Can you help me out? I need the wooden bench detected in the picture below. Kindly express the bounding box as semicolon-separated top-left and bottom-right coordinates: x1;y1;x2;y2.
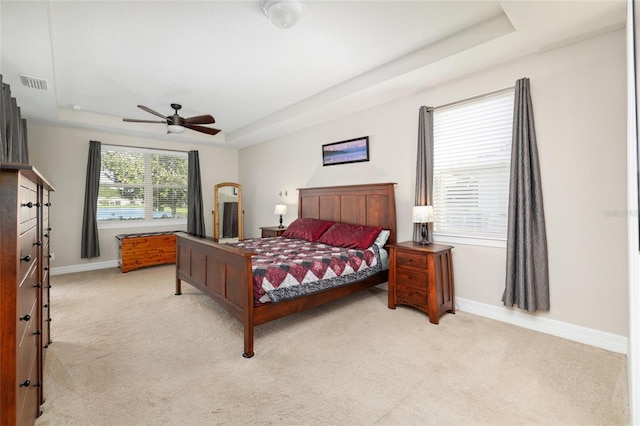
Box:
116;231;179;273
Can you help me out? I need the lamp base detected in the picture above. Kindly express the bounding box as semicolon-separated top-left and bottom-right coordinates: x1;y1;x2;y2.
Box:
417;239;431;246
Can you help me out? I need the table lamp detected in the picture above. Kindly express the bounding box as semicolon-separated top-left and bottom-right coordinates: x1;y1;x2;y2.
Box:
412;205;434;245
274;204;287;228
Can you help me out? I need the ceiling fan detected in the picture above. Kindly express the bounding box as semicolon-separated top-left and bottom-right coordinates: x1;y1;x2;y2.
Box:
123;103;221;135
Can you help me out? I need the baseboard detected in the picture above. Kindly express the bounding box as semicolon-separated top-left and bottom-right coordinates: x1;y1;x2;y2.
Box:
51;260;119;276
456;297;628;354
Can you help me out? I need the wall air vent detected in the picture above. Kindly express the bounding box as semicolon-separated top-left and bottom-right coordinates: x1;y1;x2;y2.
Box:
20;75;48;90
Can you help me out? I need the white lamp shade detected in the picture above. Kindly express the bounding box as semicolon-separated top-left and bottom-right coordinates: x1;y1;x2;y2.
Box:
167;124;185;134
412;205;434;223
262;0;304;28
274;204;287;215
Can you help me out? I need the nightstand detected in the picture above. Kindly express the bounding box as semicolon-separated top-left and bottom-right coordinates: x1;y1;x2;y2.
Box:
260;226;287;238
388;241;455;324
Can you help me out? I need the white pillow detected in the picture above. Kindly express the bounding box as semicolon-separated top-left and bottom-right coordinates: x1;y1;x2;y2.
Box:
374;230;391;248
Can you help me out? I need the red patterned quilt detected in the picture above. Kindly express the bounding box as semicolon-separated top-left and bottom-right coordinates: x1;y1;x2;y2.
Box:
226;237;382;304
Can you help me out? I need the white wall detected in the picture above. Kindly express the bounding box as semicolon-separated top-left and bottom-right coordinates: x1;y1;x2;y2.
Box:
27;124;238;270
239;30;628;338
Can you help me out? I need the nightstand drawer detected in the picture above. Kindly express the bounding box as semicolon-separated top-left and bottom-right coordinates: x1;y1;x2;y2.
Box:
260;226;287;238
396;285;427;306
396;251;427;269
396;267;426;288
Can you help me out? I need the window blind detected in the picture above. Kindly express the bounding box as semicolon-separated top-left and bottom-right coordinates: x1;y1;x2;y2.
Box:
433;89;514;240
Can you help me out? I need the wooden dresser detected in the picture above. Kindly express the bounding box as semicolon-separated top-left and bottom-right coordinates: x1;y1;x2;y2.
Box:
387;241;455;324
0;163;54;425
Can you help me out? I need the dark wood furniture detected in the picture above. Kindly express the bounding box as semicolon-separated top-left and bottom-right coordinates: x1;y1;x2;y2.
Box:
116;231;177;273
260;226;287;238
388;241;455;324
1;163;54;425
176;182;397;358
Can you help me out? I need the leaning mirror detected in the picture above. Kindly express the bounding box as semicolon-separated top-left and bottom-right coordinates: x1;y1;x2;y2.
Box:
213;182;243;242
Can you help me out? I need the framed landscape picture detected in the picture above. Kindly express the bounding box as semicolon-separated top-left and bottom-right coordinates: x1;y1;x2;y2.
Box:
322;136;370;166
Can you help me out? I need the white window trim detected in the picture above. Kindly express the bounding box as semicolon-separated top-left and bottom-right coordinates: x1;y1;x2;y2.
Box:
433;233;506;249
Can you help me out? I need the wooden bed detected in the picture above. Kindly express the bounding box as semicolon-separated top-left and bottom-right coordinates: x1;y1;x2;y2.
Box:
175;182;397;358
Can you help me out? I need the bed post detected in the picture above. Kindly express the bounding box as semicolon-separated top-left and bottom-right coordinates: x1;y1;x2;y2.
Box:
175;239;182;296
242;258;255;358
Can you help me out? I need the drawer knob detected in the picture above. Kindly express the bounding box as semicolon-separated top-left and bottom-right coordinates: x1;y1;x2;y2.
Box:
20;314;31;322
44;233;49;238
34;283;41;288
34;330;41;335
44;266;49;271
34;241;42;246
44;304;49;308
20;255;31;262
22;202;33;208
45;202;51;207
19;379;31;388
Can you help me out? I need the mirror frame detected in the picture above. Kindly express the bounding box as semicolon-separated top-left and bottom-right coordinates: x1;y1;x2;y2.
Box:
213;182;243;242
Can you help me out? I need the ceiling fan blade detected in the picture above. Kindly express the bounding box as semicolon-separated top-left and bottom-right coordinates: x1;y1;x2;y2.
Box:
137;105;169;120
184;124;221;135
184;114;215;125
123;118;167;124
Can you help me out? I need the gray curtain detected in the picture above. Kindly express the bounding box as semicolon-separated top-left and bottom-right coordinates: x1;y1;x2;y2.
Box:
0;76;6;162
0;77;29;164
502;78;549;312
81;140;102;258
187;150;206;238
414;106;434;243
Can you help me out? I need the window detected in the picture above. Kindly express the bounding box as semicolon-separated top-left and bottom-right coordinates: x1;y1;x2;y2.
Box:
432;89;514;244
98;145;188;223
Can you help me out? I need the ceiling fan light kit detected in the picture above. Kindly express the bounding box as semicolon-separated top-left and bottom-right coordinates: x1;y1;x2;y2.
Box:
262;0;303;29
122;103;221;136
167;124;185;134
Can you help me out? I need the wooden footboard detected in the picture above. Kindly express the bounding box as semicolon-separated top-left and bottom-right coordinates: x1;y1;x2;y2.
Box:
175;232;257;357
175;232;388;358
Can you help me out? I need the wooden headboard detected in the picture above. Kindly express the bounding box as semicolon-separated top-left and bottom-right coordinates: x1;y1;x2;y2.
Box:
297;182;397;246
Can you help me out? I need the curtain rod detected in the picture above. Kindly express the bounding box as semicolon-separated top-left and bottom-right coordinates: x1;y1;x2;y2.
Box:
432;85;515;111
101;142;189;154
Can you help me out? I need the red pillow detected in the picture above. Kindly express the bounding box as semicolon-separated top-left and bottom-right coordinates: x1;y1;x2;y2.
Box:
282;218;335;242
317;223;383;250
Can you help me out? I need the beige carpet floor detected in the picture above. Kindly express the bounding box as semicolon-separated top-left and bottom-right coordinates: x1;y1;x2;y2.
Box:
35;265;629;425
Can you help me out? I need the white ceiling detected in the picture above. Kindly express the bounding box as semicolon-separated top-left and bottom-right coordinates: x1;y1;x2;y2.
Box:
0;1;627;149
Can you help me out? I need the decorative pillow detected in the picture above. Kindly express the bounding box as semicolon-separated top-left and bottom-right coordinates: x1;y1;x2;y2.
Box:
282;218;335;242
317;223;383;250
374;230;391;248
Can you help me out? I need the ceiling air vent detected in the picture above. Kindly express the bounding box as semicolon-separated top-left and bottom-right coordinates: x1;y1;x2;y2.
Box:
20;75;48;90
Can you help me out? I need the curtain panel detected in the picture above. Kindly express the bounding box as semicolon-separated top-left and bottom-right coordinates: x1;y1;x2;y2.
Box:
0;76;29;164
0;76;6;162
414;106;434;243
502;78;550;312
81;140;102;258
187;150;206;238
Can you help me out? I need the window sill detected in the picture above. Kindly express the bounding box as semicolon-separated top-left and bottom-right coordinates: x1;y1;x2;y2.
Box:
433;233;506;249
98;219;187;230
